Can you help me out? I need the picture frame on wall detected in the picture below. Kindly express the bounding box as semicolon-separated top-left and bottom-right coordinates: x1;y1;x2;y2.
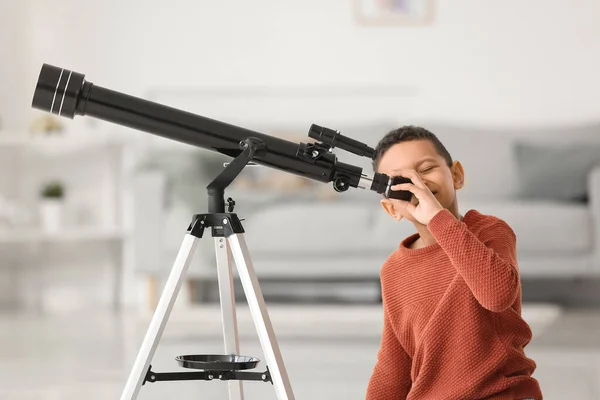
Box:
354;0;436;26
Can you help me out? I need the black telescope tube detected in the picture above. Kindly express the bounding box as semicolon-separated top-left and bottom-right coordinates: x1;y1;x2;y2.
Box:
31;63;362;185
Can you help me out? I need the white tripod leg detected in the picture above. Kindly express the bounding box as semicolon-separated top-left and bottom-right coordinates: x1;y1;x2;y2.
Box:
120;234;199;400
215;237;244;400
228;233;295;400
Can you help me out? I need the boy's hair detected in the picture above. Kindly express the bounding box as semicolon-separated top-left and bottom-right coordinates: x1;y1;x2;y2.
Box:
372;126;453;172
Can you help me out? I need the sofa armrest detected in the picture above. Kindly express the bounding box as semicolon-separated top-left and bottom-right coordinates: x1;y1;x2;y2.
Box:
589;165;600;273
133;171;167;275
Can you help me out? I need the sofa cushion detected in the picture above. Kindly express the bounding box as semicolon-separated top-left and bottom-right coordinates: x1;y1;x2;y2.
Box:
370;200;592;257
413;122;600;203
460;200;592;256
513;141;600;203
243;201;375;257
423;124;518;201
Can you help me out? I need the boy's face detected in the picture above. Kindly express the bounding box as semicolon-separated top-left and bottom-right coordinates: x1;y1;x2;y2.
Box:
377;139;464;223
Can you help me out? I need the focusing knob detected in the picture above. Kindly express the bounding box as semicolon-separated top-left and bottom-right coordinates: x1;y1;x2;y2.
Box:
227;197;236;212
239;137;267;158
333;177;350;192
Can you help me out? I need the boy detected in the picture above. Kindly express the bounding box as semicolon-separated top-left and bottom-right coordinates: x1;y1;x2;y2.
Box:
366;126;542;400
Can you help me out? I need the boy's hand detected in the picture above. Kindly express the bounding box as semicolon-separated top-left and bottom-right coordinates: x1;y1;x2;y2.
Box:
391;169;444;225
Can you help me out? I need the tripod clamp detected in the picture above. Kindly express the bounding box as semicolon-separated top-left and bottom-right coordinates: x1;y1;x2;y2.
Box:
207;137;266;214
190;137;266;238
143;365;273;385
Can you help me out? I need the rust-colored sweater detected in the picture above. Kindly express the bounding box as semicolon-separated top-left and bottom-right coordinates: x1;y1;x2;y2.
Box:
366;209;543;400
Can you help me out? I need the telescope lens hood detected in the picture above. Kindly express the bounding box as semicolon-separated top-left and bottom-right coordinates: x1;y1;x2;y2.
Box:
32;63;85;119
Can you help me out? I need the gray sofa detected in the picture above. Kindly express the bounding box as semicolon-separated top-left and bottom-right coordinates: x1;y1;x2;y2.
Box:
240;123;600;280
131;122;600;303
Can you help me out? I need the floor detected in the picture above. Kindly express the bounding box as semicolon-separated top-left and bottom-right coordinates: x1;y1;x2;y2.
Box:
0;303;599;400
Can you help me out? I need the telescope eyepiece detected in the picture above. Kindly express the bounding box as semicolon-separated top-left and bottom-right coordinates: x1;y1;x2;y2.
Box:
31;64;86;119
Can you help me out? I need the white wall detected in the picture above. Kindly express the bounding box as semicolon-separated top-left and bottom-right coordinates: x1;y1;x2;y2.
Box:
0;2;32;132
2;0;599;133
3;0;600;310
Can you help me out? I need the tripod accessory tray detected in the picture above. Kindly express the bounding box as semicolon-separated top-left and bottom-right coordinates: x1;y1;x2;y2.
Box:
176;354;259;371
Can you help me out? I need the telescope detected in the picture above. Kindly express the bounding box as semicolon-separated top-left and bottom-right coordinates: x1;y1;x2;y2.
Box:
30;63;412;400
31;63;411;202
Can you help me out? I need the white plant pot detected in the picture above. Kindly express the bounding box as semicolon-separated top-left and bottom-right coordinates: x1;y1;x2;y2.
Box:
39;199;64;232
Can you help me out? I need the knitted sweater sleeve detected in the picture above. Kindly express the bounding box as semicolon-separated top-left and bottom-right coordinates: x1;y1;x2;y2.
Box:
427;209;520;312
366;307;412;400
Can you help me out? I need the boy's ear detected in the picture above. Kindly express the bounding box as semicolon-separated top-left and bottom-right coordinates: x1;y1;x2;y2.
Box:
381;198;403;221
451;160;465;190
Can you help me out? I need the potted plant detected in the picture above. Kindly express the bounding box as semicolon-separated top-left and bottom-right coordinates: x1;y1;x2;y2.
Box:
39;180;65;232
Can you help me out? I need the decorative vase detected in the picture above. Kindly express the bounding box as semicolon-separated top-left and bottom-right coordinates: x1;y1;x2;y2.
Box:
39;199;64;232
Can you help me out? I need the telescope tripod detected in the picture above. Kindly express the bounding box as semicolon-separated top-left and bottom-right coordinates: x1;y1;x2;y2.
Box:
120;139;295;400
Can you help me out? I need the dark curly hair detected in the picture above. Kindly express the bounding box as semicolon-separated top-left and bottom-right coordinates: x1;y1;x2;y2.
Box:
372;126;453;172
